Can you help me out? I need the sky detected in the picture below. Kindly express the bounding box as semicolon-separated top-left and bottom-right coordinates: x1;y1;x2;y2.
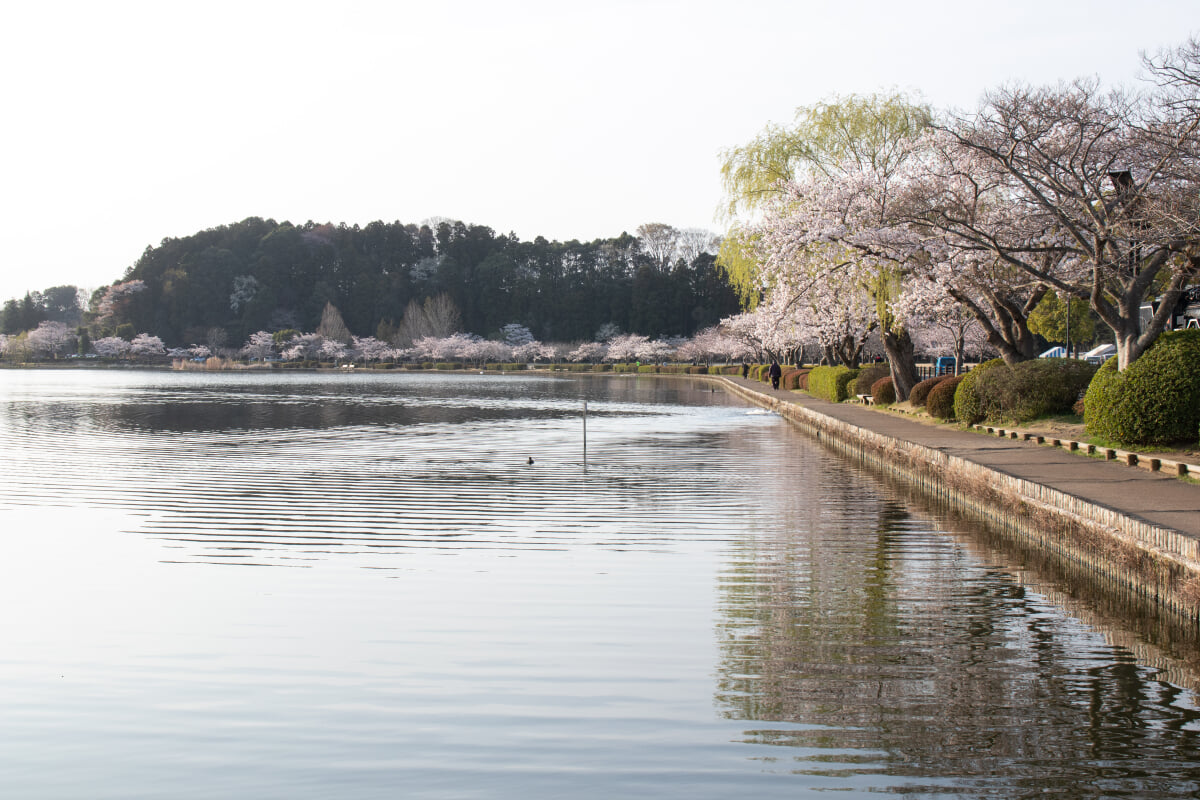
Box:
1;0;1196;303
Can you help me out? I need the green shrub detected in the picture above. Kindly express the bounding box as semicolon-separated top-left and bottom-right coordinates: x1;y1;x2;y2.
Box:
808;365;860;402
434;362;463;370
972;358;1096;423
870;376;896;405
591;363;612;372
928;375;964;420
498;362;524;371
909;375;949;407
637;364;657;373
851;363;890;397
953;358;1007;425
1084;331;1200;446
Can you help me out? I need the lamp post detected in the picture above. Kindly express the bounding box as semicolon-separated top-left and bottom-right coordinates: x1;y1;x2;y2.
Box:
1065;294;1070;359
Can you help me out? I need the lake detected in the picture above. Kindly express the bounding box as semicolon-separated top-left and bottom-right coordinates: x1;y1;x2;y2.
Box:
2;369;1199;798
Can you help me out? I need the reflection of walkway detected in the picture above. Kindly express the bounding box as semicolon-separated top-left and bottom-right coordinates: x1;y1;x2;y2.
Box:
721;377;1200;543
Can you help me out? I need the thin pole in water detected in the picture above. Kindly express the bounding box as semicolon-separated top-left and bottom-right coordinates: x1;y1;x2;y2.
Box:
582;400;588;465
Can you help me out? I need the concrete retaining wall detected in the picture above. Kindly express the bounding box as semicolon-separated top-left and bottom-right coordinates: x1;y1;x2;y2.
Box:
722;379;1200;622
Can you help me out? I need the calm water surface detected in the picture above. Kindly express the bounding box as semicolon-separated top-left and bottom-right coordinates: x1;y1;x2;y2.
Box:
2;369;1200;798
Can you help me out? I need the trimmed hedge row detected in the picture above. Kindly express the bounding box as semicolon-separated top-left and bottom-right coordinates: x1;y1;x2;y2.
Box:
781;368;810;390
808;365;860;403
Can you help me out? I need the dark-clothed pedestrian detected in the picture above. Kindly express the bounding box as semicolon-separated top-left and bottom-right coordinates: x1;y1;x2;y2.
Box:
768;360;782;390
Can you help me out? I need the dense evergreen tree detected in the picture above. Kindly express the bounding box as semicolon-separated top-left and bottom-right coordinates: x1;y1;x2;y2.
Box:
41;217;738;347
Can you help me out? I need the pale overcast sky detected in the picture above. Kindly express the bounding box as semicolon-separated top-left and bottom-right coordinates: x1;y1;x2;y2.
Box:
0;0;1195;302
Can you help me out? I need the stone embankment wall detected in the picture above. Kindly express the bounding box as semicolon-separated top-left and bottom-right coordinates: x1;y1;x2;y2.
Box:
722;380;1200;621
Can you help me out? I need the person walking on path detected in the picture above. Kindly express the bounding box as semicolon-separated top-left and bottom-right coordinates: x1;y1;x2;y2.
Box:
768;361;782;390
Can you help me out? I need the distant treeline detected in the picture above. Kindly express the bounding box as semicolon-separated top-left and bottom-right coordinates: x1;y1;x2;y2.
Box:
15;217;738;348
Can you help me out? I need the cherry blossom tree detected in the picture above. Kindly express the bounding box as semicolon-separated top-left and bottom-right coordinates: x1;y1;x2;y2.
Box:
930;70;1200;369
568;341;607;362
26;321;75;359
905;291;991;374
241;331;276;361
319;338;347;362
719;294;813;364
412;333;488;362
604;334;650;362
675;326;747;365
95;280;146;322
92;336;132;358
744;94;932;397
129;333;165;358
512;341;555;363
351;336;394;362
280;333;325;361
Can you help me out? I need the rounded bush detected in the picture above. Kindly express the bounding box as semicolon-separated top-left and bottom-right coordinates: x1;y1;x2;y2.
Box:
909;375;949;407
1083;331;1200;446
928;375;964;420
870;376;896;405
953;358;1007;425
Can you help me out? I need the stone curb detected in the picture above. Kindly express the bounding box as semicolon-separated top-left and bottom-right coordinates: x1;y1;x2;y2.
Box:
970;423;1200;479
719;377;1200;620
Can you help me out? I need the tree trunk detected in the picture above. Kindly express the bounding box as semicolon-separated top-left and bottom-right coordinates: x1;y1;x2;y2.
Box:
882;328;919;401
948;286;1042;366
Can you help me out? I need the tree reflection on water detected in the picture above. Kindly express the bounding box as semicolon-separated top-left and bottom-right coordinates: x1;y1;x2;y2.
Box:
714;491;1200;794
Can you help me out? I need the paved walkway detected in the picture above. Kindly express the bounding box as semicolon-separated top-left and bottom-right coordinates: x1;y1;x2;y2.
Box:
722;377;1200;540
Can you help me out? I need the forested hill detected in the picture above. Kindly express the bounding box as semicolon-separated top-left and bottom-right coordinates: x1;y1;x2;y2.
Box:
108;217;739;347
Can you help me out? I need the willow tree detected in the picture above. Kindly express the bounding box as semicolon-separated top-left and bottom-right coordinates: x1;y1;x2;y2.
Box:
720;93;931;397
